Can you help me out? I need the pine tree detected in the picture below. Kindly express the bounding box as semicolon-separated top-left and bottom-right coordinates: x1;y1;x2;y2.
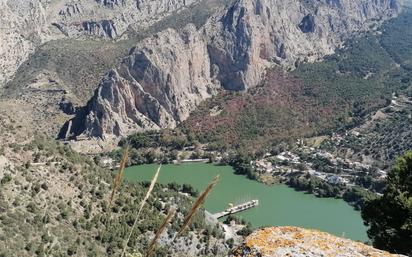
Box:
362;151;412;255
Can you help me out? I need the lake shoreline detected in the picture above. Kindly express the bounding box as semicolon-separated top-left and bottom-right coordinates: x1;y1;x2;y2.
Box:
124;163;369;242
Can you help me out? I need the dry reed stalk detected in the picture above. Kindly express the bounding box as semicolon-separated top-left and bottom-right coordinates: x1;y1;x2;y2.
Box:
145;207;176;257
120;165;162;257
176;175;219;238
109;146;129;207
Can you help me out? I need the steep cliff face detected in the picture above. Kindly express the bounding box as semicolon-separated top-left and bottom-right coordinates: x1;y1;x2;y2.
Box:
205;0;400;90
68;25;219;140
0;0;52;87
0;0;198;86
54;0;198;39
68;0;399;140
232;227;402;257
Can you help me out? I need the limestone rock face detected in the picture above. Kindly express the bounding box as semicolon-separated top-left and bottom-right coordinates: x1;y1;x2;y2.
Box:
1;0;398;140
54;0;198;39
0;0;198;86
69;25;219;140
205;0;400;90
0;0;52;86
232;227;402;257
70;0;399;140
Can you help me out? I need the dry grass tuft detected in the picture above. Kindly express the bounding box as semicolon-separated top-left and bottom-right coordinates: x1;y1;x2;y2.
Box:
120;168;219;256
145;207;176;257
176;175;219;238
121;165;162;257
109;146;129;207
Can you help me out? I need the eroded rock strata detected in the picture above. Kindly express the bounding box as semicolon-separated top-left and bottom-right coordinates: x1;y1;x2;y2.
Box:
0;0;197;86
66;0;399;140
66;25;218;140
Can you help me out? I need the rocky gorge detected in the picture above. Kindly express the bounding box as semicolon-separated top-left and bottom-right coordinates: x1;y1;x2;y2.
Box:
0;0;409;256
60;0;400;142
67;24;220;140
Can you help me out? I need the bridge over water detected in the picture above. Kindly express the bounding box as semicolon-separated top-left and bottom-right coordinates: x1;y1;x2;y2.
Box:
212;200;259;219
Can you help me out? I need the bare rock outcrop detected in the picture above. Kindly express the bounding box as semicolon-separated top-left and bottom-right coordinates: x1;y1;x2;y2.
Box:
66;25;219;140
67;0;400;140
0;0;54;86
205;0;400;90
231;227;402;257
53;0;198;39
0;0;199;86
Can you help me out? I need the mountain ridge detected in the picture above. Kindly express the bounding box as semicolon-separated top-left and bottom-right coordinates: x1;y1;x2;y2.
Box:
61;0;400;144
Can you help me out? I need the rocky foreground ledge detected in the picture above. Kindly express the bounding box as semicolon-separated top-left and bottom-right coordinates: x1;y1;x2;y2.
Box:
231;227;400;257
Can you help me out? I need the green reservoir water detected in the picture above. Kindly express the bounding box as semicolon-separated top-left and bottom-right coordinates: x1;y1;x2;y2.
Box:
124;163;368;242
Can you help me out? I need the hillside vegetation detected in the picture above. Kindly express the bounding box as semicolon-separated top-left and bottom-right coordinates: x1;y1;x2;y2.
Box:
0;113;226;257
180;8;412;154
320;93;412;169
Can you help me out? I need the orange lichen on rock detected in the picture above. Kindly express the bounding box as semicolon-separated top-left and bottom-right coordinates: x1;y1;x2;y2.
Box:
232;226;403;257
244;228;298;256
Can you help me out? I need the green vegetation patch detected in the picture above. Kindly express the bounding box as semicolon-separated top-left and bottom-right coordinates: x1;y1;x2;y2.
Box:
180;9;412;153
362;151;412;255
4;39;133;103
0;136;225;257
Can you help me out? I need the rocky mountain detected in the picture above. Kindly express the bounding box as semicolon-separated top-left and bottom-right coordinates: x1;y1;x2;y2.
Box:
1;1;410;256
63;0;400;142
55;0;198;39
231;227;403;257
71;25;220;141
205;0;399;90
0;0;199;87
0;0;233;143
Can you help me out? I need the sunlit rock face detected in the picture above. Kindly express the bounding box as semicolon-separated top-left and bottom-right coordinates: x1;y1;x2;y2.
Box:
63;0;400;140
205;0;399;91
231;227;402;257
66;25;219;140
0;0;198;86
